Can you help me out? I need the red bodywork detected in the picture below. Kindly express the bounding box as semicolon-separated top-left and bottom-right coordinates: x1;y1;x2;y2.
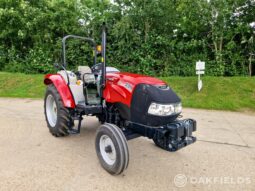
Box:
44;74;75;108
103;72;166;107
44;72;166;108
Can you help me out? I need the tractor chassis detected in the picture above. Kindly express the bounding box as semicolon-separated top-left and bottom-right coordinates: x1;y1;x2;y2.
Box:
68;109;196;152
124;118;196;152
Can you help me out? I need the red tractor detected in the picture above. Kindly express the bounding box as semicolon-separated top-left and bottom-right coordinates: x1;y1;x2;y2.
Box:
44;25;196;175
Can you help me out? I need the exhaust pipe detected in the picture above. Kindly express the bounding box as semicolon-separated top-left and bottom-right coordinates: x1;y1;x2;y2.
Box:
101;22;107;90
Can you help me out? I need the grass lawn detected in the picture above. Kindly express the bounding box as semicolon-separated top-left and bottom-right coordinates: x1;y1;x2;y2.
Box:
0;72;254;111
162;76;255;111
0;72;45;98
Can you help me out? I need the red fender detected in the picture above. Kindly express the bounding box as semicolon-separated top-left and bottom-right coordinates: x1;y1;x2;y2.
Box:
44;74;75;108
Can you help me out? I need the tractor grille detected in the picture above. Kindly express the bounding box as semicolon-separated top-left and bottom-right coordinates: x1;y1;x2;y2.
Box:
130;84;181;126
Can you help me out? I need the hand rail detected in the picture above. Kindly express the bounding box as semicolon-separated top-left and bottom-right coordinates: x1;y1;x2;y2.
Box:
61;35;97;68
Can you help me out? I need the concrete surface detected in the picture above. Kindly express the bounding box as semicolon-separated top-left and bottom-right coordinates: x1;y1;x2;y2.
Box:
0;98;254;191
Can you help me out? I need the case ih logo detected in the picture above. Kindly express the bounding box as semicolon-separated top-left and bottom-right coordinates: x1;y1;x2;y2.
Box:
118;81;133;92
124;82;133;92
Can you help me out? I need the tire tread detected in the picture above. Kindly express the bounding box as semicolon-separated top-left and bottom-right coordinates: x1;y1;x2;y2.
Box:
95;123;129;175
44;84;73;137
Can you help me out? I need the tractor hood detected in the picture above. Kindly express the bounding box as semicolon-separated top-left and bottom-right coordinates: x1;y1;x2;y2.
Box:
104;71;181;126
106;72;166;86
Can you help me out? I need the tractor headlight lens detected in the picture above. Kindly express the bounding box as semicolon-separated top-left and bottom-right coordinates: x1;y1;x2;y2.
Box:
148;102;182;116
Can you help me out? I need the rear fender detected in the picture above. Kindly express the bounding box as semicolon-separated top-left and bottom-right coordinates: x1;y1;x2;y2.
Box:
44;74;75;108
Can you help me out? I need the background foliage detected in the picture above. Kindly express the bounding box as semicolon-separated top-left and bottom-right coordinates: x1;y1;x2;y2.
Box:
0;0;254;76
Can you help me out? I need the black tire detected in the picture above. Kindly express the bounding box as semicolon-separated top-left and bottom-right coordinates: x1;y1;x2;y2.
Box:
44;84;73;137
95;123;129;175
152;138;162;148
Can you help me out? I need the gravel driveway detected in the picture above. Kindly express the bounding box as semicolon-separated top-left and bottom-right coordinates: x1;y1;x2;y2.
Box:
0;98;254;191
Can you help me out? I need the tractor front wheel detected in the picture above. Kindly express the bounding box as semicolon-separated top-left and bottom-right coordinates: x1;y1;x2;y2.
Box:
95;123;129;175
44;84;72;137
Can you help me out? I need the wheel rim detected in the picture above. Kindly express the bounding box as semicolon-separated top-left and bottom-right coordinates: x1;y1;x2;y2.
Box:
99;135;116;165
46;94;58;127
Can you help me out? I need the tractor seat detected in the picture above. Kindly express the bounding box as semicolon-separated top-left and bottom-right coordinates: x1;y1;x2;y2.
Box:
78;66;96;84
78;66;100;105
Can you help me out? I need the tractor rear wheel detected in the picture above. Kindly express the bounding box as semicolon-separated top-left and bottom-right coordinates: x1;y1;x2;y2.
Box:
95;123;129;175
44;84;72;137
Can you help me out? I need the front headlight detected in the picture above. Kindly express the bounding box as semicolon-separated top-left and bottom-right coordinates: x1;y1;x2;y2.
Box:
148;102;182;116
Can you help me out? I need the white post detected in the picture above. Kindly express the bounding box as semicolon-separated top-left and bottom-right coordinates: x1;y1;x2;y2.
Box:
196;60;205;91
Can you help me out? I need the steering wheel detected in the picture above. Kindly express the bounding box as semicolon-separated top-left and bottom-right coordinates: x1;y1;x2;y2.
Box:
91;63;102;74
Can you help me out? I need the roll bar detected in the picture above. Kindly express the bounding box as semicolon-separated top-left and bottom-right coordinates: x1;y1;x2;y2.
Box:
60;24;107;99
101;23;107;89
61;35;97;68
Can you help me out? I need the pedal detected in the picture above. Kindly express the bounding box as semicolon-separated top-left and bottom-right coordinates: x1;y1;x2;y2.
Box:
68;128;80;135
68;115;83;135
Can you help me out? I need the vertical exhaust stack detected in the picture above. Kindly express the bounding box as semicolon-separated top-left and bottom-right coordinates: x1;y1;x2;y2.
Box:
101;23;107;90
